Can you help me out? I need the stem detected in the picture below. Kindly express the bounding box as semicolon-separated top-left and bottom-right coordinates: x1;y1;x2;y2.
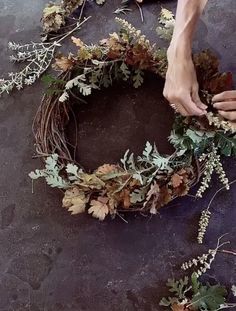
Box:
56;16;91;45
206;179;236;212
117;212;129;223
220;249;236;256
78;0;87;22
135;1;144;23
215;304;236;310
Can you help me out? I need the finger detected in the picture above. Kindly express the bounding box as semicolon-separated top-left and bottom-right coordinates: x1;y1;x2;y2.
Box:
219;110;236;121
213;101;236;111
175;103;189;116
170;101;189;116
181;95;206;116
212;91;236;102
191;88;208;110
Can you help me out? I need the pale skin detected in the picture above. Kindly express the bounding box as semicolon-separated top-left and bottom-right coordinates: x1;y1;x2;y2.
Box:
164;0;236;120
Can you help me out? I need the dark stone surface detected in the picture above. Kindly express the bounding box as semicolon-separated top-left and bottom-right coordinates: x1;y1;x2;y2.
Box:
0;1;235;310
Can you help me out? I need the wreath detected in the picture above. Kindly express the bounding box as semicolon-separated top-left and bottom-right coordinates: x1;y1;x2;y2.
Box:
30;18;236;221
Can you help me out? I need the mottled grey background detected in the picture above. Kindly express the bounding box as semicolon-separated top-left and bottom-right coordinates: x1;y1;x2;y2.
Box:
0;1;235;310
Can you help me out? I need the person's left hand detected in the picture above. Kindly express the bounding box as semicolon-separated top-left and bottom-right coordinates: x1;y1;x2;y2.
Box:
212;90;236;121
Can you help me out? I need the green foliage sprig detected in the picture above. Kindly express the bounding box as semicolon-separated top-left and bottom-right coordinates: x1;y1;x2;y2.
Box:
160;236;236;311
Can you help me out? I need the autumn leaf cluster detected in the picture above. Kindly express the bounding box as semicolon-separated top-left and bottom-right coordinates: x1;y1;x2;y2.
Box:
42;0;106;34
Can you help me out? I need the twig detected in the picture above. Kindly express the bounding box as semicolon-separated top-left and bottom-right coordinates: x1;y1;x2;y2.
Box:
117;212;128;223
135;1;144;23
78;0;87;23
206;179;236;212
220;249;236;256
56;16;91;44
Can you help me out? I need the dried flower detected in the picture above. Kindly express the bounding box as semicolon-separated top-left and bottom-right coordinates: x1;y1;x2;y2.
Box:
196;146;229;198
182;235;230;277
197;210;211;244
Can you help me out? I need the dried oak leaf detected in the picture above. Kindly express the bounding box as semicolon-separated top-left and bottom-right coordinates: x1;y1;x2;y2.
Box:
171;304;189;311
96;164;118;175
171;173;184;188
42;4;65;33
63;0;84;13
105;33;125;59
62;186;88;215
75;173;105;190
107;197;118;216
53;54;74;71
71;36;84;48
88;196;109;221
194;50;219;81
160;8;175;20
144;182;160;214
120;189;131;209
174;183;190;197
78;47;93;61
157;185;172;208
171;168;191;197
205;72;233;95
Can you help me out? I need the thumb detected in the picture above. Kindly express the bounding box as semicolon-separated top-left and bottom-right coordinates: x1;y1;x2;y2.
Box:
191;88;208;111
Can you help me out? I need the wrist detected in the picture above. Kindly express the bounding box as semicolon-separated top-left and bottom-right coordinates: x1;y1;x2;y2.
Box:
167;38;192;60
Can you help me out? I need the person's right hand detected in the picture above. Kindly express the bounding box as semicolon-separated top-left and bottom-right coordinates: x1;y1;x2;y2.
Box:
163;46;207;116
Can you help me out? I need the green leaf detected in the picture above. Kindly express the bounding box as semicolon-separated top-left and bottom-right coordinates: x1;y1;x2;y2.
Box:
96;0;106;4
41;74;65;86
132;172;143;185
152;154;171;170
120;62;130;81
120;149;129;170
215;132;236;156
159;297;176;307
29;154;69;189
130;188;147;204
191;283;227;311
101;73;111;88
78;82;92;96
66;163;80;181
186;129;205;144
133;69;144;88
166;277;190;299
191;273;200;294
127;152;136;170
142;141;153;159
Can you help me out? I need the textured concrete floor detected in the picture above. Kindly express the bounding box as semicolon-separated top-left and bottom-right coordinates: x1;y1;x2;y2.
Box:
0;1;236;310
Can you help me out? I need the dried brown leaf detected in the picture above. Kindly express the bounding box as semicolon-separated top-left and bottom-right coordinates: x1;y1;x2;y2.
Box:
171;304;187;311
88;197;109;221
96;164;118;175
171;173;184;188
53;55;74;71
71;36;84;48
75;173;105;190
119;189;131;209
62;187;87;215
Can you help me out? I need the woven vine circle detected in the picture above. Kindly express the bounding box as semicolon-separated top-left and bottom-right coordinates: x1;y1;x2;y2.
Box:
31;19;235;220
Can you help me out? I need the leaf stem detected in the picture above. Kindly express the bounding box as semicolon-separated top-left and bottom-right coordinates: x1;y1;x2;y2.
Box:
206;179;236;212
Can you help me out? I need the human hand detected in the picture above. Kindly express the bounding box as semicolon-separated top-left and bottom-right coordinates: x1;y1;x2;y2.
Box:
163;46;207;116
212;91;236;121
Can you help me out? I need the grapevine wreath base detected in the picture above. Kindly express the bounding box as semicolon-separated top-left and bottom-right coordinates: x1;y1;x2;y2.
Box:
30;18;236;221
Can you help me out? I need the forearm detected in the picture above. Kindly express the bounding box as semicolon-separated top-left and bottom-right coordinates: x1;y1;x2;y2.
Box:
170;0;208;55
